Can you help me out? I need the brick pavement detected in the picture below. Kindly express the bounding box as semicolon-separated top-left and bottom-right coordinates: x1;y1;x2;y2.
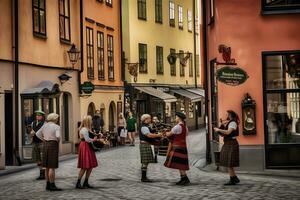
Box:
0;132;300;200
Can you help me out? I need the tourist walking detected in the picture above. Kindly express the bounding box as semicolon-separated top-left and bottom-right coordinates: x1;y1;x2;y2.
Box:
126;111;137;146
117;113;126;145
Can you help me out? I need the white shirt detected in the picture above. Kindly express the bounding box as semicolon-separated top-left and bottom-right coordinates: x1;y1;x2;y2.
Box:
36;122;61;141
171;122;188;135
228;121;237;130
80;127;94;143
141;126;150;135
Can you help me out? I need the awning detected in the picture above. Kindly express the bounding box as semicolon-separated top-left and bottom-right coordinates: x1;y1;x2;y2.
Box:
22;81;60;95
135;87;177;103
171;89;201;103
186;88;205;97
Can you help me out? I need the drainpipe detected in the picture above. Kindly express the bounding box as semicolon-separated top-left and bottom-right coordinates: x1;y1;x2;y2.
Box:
193;0;199;130
119;0;126;114
202;0;211;164
78;0;83;94
13;0;20;165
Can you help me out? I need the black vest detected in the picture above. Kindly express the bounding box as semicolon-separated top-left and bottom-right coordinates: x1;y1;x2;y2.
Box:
224;120;239;141
32;120;45;143
139;123;156;144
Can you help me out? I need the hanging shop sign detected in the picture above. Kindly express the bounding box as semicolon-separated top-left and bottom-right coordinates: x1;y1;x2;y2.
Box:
216;66;249;86
80;81;95;94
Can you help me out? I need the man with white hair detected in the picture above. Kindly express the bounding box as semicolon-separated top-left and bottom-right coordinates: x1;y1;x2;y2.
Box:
139;114;162;182
36;113;62;191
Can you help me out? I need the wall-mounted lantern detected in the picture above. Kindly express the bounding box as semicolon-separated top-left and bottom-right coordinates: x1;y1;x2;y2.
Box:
58;73;72;85
241;93;256;135
67;44;80;69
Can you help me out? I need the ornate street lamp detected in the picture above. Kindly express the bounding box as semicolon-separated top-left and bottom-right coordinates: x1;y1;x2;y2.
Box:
67;44;80;69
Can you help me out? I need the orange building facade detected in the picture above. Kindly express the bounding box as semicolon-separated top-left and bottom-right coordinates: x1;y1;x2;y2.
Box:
203;0;300;170
80;0;124;132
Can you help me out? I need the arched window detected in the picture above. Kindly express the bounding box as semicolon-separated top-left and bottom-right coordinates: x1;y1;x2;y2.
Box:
87;102;96;117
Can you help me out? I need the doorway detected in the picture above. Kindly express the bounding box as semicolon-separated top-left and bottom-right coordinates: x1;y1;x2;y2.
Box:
5;92;14;166
109;102;116;132
63;93;70;142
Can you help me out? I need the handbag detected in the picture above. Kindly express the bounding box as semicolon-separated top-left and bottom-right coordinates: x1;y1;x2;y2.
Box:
120;128;128;138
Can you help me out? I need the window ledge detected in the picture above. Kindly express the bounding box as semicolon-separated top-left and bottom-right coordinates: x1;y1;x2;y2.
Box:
261;9;300;15
60;39;71;45
108;78;115;82
139;71;148;74
98;78;105;81
33;33;47;40
62;141;71;144
155;21;163;24
138;17;147;21
157;73;164;75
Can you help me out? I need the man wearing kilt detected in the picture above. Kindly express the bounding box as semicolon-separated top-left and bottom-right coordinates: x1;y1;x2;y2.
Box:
36;113;62;191
30;110;45;180
164;112;190;186
214;110;240;185
139;114;163;182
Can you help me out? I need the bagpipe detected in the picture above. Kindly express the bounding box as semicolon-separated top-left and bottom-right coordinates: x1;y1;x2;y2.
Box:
151;123;173;156
88;131;109;152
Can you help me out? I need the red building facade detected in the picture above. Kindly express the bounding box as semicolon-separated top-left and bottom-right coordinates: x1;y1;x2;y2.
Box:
203;0;300;170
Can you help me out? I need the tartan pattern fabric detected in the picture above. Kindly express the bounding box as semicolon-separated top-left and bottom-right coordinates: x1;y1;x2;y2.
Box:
220;139;239;167
140;143;154;164
42;141;59;169
32;143;43;162
164;146;189;170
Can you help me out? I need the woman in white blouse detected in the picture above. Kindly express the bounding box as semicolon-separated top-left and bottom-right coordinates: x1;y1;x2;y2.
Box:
36;113;62;191
76;116;104;189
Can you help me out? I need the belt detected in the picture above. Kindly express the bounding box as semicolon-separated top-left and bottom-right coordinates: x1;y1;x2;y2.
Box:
140;141;150;144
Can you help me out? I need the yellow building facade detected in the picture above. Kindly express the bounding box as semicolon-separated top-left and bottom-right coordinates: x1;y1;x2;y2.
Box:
122;0;204;129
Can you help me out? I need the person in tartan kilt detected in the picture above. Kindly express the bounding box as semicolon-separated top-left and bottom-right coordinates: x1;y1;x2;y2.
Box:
30;110;45;180
164;112;190;186
139;114;163;182
214;110;240;186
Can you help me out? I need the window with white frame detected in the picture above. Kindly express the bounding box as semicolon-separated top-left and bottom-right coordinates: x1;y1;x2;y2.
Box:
169;1;175;27
188;10;192;32
178;5;183;29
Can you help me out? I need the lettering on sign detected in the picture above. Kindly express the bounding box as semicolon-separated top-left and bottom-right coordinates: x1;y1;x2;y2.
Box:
216;66;249;86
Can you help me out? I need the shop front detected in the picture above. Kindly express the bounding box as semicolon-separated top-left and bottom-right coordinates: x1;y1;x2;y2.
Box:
80;87;124;133
263;51;300;168
125;85;205;130
170;88;205;130
19;66;80;163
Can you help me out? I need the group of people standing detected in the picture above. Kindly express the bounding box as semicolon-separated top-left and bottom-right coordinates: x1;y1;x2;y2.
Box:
30;111;105;191
117;111;137;146
29;108;241;191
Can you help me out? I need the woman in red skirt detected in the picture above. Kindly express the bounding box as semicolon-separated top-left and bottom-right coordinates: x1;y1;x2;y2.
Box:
164;112;190;186
76;115;103;189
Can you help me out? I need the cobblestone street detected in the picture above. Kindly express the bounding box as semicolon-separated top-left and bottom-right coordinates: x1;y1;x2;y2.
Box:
0;131;300;200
